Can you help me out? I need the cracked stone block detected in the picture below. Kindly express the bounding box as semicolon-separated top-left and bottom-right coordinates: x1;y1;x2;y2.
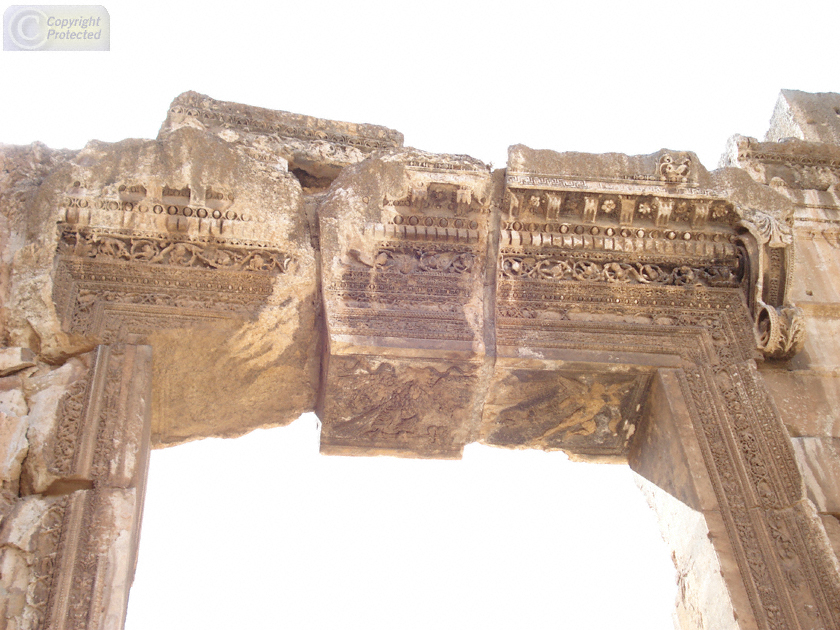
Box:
0;349;35;377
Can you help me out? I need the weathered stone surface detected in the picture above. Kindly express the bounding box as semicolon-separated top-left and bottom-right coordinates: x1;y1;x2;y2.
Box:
317;149;497;457
762;371;840;438
19;356;90;495
0;349;35;377
160;91;404;185
820;515;840;562
480;368;649;461
636;475;739;630
0;413;28;487
21;345;151;496
722;134;840;204
0;409;28;524
7;126;321;445
0;380;27;418
790;437;840;514
0;142;77;342
4;89;840;630
319;149;495;354
0;494;61;630
767;89;840;145
629;370;716;513
0;342;151;630
0;488;141;630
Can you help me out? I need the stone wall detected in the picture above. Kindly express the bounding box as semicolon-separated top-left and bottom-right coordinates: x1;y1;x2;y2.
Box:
0;345;151;630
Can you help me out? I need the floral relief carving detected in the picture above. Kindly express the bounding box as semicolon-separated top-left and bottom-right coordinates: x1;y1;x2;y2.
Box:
59;227;294;274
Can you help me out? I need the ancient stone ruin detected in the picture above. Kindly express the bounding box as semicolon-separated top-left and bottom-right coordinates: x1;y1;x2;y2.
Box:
1;89;840;629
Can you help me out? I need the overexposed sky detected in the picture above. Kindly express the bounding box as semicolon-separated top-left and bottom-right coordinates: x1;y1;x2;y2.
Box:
130;417;677;630
3;1;840;628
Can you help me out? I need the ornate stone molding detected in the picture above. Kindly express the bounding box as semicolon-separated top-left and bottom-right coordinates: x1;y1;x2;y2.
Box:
53;226;295;342
48;344;151;488
4;344;152;630
678;361;840;630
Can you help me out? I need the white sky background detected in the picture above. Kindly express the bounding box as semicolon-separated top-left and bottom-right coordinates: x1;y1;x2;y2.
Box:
2;1;840;628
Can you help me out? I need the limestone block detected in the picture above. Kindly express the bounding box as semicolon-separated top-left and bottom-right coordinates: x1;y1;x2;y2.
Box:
0;489;141;630
0;349;35;377
790;437;840;514
317;149;496;457
318;148;496;357
22;346;151;495
0;143;77;342
0;546;30;630
789;234;840;306
635;475;739;630
820;515;840;562
629;370;719;512
0;143;84;358
159;91;404;183
761;371;840;438
0;385;27;418
767;90;840;145
29;127;322;445
91;489;140;630
786;315;840;372
481;366;649;462
0;413;28;486
0;494;65;630
508;143;714;185
721;135;840;201
20;357;90;495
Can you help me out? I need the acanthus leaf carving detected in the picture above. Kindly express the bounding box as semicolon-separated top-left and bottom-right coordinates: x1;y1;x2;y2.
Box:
59;226;295;274
499;255;742;288
755;301;807;360
741;209;794;248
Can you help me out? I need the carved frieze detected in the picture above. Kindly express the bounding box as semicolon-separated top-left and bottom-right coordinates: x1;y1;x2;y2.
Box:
500;254;741;288
53;225;294;342
505;187;735;229
327;241;479;343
